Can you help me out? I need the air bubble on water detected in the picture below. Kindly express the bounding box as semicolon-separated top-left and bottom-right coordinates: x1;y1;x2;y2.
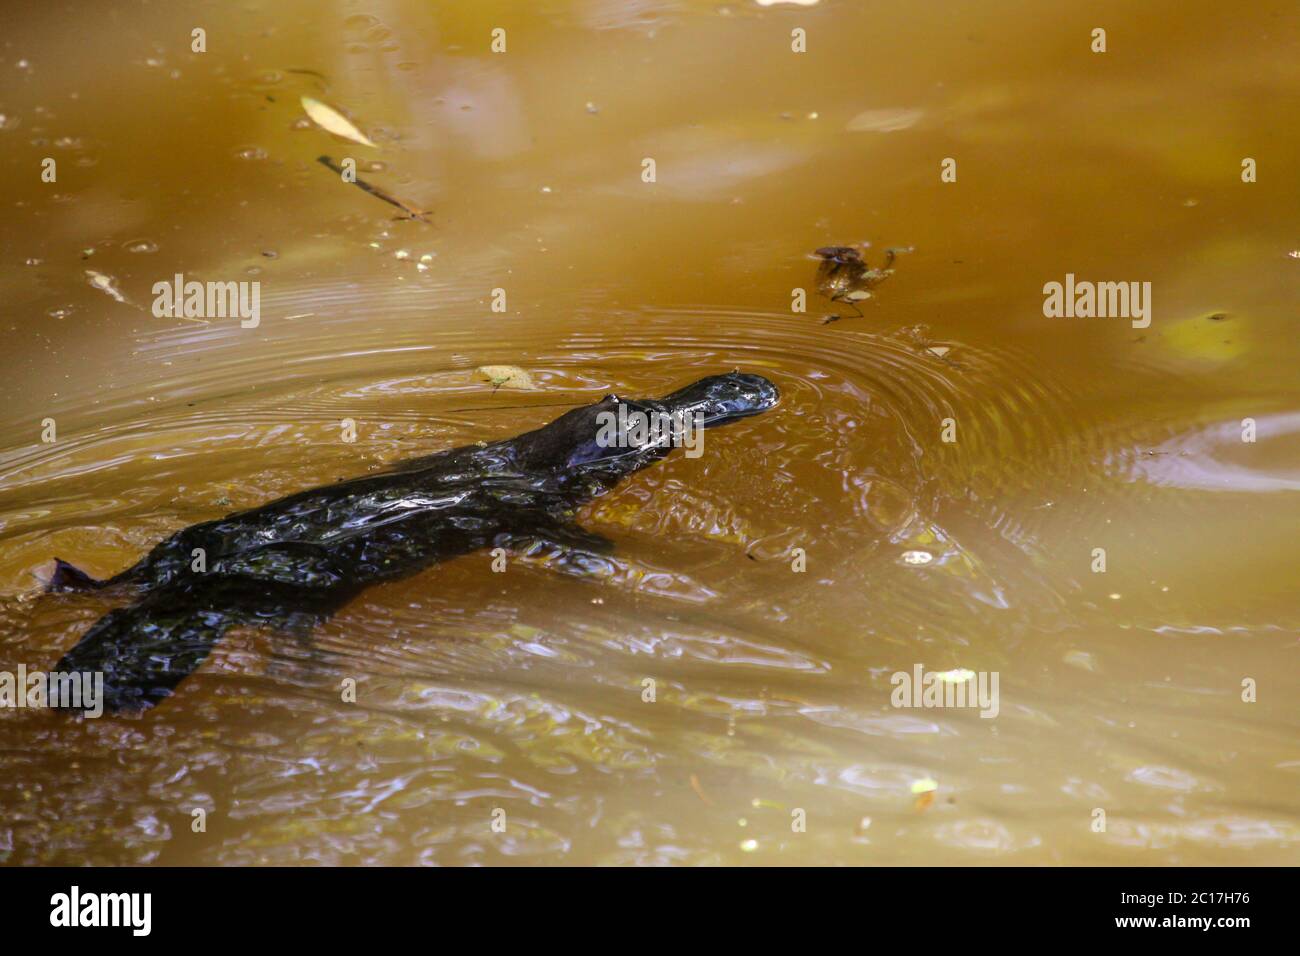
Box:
290;118;312;131
416;262;428;272
236;146;267;160
394;249;409;260
258;70;284;85
585;102;598;114
125;239;158;254
16;60;32;72
419;253;434;263
47;306;73;319
25;258;42;266
900;550;933;566
245;266;262;276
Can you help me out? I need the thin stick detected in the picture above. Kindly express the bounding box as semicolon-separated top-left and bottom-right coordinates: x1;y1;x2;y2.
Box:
443;400;588;414
316;155;431;223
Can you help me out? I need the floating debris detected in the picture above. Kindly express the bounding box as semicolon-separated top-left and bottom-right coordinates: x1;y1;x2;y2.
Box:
911;777;938;812
85;270;127;304
474;365;536;390
846;107;923;133
814;244;903;323
690;774;715;806
316;155;429;222
1063;649;1099;673
934;668;976;683
910;777;938;795
301;96;376;147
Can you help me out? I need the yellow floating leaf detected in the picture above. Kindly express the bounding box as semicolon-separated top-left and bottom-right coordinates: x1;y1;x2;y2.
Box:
301;96;377;148
474;365;536;390
934;668;976;683
910;777;938;795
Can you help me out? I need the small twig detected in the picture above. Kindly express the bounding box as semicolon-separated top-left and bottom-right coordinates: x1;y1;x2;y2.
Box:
690;774;715;807
444;400;588;414
316;155;431;223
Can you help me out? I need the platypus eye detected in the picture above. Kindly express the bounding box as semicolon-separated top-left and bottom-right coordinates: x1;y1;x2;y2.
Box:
602;393;620;404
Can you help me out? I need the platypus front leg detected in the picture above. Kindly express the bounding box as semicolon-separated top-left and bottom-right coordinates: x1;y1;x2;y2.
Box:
54;583;237;712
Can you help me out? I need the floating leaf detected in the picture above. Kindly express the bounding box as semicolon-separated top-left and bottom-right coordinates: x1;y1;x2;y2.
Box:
846;108;923;133
301;96;376;148
910;777;938;795
474;365;536;390
934;668;976;683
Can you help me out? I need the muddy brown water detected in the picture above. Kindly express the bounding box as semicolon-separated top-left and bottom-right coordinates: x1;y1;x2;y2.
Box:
0;0;1297;865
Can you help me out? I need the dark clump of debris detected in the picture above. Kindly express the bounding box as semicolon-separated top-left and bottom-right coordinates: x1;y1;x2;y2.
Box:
812;244;907;324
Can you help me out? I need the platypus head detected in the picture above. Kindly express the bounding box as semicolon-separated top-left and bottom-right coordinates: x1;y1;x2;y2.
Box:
655;372;781;428
510;372;779;485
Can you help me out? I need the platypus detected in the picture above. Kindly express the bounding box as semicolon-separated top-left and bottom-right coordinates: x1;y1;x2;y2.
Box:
46;373;779;712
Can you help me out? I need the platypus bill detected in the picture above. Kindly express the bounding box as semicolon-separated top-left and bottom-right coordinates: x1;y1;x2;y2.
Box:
46;373;779;712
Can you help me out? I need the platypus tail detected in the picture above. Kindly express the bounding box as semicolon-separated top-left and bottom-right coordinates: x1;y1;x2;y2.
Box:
53;582;237;713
